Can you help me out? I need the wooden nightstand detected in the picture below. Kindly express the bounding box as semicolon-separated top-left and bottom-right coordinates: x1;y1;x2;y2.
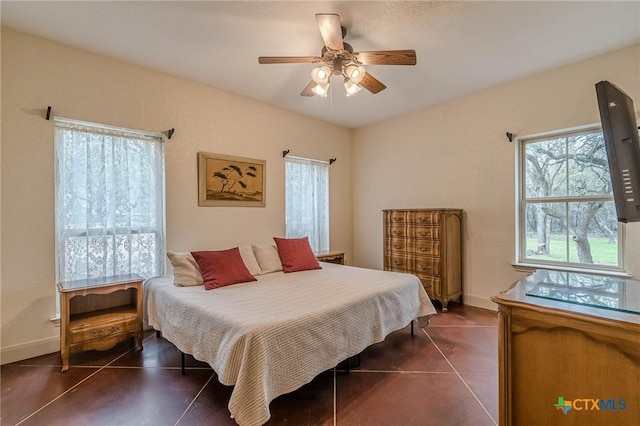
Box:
57;274;144;372
315;250;345;265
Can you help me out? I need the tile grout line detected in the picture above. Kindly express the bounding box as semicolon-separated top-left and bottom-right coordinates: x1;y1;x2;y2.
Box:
427;325;497;328
422;327;498;426
338;369;458;375
174;372;217;426
13;346;138;426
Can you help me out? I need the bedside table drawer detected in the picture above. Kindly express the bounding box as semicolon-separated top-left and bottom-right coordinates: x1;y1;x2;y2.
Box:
69;314;138;344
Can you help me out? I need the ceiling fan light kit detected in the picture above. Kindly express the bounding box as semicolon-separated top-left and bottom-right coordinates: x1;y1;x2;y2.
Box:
312;82;329;97
345;65;366;84
311;65;331;84
344;78;362;96
258;13;417;98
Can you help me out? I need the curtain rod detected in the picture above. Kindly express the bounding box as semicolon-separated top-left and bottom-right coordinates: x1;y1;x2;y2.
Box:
45;107;174;139
282;150;336;165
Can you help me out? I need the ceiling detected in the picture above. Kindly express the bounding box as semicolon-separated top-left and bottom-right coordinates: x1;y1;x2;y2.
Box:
2;1;639;129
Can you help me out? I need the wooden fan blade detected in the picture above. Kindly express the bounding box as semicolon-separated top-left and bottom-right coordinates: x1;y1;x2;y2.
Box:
258;56;321;64
316;14;343;51
300;81;317;97
360;73;387;94
354;50;417;65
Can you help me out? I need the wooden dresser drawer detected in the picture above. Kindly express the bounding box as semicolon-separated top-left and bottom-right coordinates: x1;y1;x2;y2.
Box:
385;254;410;271
413;225;439;240
412;211;440;225
386;238;440;256
385;211;408;225
416;274;441;296
413;256;440;276
386;237;409;253
413;240;440;256
386;225;407;238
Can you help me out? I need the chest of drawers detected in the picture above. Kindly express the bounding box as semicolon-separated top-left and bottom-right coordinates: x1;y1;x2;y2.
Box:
383;209;463;311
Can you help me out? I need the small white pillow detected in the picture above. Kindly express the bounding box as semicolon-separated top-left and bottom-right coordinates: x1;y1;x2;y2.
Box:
238;245;263;276
252;244;283;274
167;252;203;286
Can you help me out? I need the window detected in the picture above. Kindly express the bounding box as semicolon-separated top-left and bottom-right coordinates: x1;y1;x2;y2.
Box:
285;156;329;252
516;125;624;272
54;118;165;283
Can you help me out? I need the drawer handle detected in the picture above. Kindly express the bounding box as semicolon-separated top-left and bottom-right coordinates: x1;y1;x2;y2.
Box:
393;260;404;266
417;217;432;223
418;246;430;252
394;244;404;249
418;232;431;237
393;230;404;236
90;326;121;338
417;264;432;270
393;216;403;221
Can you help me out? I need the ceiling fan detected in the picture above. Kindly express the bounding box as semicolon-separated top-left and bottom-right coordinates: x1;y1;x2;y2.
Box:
258;13;417;97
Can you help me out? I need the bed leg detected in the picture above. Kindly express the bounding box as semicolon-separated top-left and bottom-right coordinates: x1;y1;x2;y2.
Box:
156;330;161;338
181;351;186;375
411;320;414;336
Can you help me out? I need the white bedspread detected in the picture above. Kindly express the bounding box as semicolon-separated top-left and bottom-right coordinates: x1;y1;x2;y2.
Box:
144;263;436;426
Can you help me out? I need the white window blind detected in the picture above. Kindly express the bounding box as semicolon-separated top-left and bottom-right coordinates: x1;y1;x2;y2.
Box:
285;156;329;252
54;118;166;282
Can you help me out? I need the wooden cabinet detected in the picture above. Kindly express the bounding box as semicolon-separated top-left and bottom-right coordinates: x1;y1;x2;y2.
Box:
383;209;463;311
316;250;345;265
57;274;144;372
492;270;640;425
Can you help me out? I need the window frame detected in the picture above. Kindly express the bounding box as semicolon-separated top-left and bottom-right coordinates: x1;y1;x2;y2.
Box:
54;117;167;285
515;123;627;275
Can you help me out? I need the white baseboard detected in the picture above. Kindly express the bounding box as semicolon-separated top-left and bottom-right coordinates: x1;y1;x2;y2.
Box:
462;294;499;312
1;336;60;365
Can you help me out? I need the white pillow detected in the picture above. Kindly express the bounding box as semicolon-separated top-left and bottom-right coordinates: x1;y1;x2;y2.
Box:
252;244;283;274
238;245;263;276
167;252;203;286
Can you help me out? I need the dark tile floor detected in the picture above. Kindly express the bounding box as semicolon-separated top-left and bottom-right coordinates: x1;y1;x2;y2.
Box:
1;303;498;426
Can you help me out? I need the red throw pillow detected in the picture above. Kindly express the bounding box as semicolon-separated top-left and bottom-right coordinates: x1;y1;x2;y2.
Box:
273;237;322;273
191;248;257;290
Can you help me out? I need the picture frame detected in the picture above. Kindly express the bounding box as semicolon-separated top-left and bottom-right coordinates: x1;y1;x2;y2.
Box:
198;152;266;207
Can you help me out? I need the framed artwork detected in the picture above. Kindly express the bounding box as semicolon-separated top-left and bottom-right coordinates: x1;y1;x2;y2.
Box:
198;152;266;207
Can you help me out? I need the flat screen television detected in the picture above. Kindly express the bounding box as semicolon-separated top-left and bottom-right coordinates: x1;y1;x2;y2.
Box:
595;80;640;223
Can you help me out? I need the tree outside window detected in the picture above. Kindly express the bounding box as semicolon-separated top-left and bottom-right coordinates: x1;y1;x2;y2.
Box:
519;126;623;271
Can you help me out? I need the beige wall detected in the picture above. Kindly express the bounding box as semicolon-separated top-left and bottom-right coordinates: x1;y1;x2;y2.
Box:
0;28;352;363
2;26;639;364
352;44;640;310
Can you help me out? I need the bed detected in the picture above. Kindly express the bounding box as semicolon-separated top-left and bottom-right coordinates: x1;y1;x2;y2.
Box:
145;261;436;426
